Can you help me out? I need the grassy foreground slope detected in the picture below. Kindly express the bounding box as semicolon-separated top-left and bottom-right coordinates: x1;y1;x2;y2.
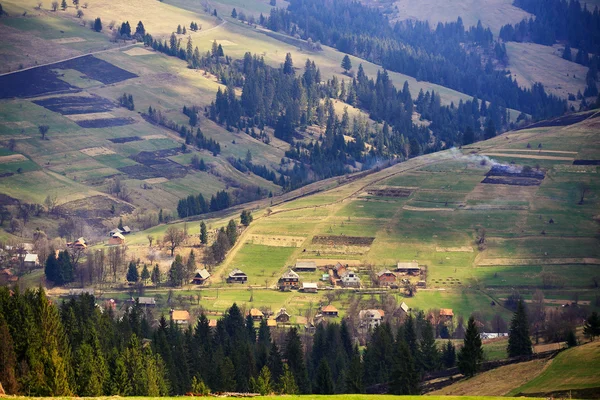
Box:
511;341;600;396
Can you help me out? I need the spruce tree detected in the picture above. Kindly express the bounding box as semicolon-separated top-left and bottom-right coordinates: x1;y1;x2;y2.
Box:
267;340;284;383
226;219;238;245
345;345;363;393
341;54;352;72
507;300;533;357
0;314;18;394
458;316;483;377
200;221;208;244
151;264;161;285
141;264;150;284
284;327;310;393
419;320;440;372
389;339;419;395
61;0;67;10
278;364;298;394
314;358;334;394
441;340;456;368
168;255;185;287
93;17;102;32
283;53;294;75
583;312;600;341
126;262;139;283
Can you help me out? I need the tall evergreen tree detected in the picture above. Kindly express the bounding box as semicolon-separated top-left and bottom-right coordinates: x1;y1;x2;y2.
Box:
507;300;533;357
200;221;208;245
313;358;334;394
0;314;18;394
345;345;363;393
126;262;139;283
457;316;484;377
284;328;310;393
389;338;419;395
226;219;238;245
441;340;456;368
283;53;294;75
583;312;600;341
341;54;352;72
419;320;440;372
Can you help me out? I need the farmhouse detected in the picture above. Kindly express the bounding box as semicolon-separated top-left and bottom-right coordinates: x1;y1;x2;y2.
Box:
249;308;264;321
108;232;125;245
23;253;39;269
359;309;384;330
377;270;397;286
440;308;454;321
295;260;317;272
340;270;361;287
170;309;190;325
302;282;318;293
396;262;420;275
321;305;339;317
192;268;211;285
275;308;291;323
333;262;347;277
227;269;248;284
108;228;123;237
278;269;300;290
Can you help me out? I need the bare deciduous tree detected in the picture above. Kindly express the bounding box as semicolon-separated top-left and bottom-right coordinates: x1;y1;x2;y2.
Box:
164;226;185;256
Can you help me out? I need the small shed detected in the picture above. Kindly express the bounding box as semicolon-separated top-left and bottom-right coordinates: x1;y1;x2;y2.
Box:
266;319;277;327
322;305;339;317
121;226;131;234
227;268;248;284
302;282;318;293
192;268;211;285
108;232;125;245
440;308;454;321
396;262;420;275
135;297;156;307
295;260;317;272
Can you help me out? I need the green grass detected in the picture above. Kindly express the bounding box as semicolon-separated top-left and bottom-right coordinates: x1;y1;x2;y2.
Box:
511;341;600;395
224;244;297;285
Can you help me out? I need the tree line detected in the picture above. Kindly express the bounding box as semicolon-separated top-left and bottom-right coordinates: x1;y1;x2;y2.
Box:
264;0;566;120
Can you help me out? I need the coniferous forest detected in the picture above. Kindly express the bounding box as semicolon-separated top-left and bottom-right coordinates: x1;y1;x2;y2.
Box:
0;288;479;396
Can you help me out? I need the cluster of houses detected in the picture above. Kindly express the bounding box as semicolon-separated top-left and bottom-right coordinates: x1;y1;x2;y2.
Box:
0;243;41;284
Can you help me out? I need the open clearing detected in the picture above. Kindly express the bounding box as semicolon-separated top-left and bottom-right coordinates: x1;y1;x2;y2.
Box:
80;147;116;156
144;177;169;184
481;152;575;161
0;154;28;163
124;47;156;56
50;37;86;44
436;246;473;252
66;112;116;121
403;205;454;212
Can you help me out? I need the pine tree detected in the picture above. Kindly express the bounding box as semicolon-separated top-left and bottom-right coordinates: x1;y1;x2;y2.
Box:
186;250;196;283
240;210;253;226
0;314;18;394
45;252;59;284
74;343;104;395
231;8;237;18
484;118;496;140
341;55;352;72
458;316;483;377
346;345;363;393
250;365;272;395
278;364;298;394
118;217;124;230
126;261;139;283
226;219;238;245
283;53;294;75
441;340;456;368
284;328;310;393
151;264;161;285
507;300;533;357
562;44;572;61
200;221;208;244
314;358;334;394
61;0;67;10
267;340;284;383
583;312;600;341
419;320;440;372
389;339;419;395
168;255;185;287
93;17;102;32
141;264;150;284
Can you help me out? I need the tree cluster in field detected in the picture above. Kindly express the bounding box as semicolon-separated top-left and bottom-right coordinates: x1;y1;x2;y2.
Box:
182;105;200;126
176;190;230;219
145;106;220;155
118;93;134;111
228;154;280;186
263;0;566;121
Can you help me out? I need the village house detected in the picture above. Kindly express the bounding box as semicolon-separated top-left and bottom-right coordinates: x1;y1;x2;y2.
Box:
67;237;87;250
340;270;361;287
121;226;131;234
249;308;264;321
170;309;190;325
278;269;300;290
227;268;248;284
23;253;39;269
377;270;397;286
396;262;420;275
333;262;347;277
359;309;384;330
440;308;454;322
108;228;122;237
275;308;291;324
321;304;339;317
108;232;125;245
294;260;317;272
0;269;18;284
192;268;211;285
302;282;318;293
266;319;277;328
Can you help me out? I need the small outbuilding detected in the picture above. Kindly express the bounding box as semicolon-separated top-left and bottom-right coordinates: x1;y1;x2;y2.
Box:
302;282;318;293
170;309;190;325
192;268;211;285
321;305;339;317
275;308;291;324
396;262;420;275
295;260;317;272
227;268;248;284
108;232;125;245
23;253;39;269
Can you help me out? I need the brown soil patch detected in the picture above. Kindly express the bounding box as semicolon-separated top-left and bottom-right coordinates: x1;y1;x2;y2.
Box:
246;234;306;247
143;134;168;140
214;39;237;46
1;121;35;129
436;246;473;252
312;235;374;246
144;177;169;184
0;154;27;163
308;244;370;256
403;205;453;212
80;147;116;156
124;47;155;56
367;187;414;197
466;183;539;202
477;257;600;266
482;152;575;161
296;258;361;267
50;37;86;44
66;112;116;121
492;149;578;154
